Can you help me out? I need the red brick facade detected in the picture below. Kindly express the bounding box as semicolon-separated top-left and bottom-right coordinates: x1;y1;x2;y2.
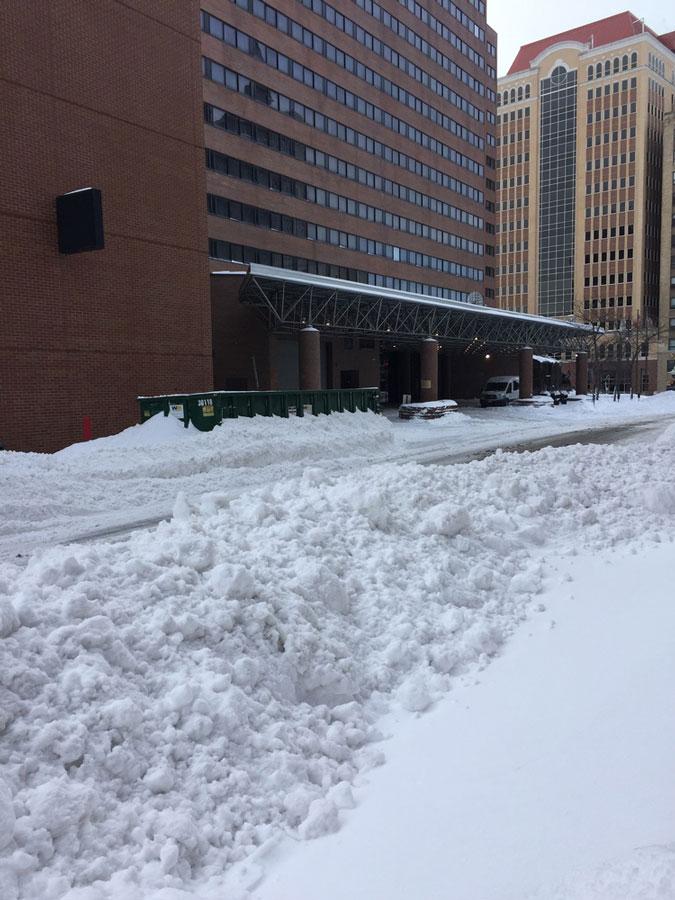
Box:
1;1;212;451
202;0;497;299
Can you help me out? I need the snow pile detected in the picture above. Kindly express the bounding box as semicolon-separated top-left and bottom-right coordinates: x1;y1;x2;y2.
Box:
0;411;393;550
2;426;675;898
2;394;675;558
542;845;675;899
398;399;458;409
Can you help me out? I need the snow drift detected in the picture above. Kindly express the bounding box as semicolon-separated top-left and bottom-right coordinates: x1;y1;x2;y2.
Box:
2;422;675;898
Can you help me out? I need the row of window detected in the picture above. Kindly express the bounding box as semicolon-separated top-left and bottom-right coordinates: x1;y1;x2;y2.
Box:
204;106;486;224
648;52;666;79
207;194;485;281
498;131;530;145
585;249;634;262
496;219;528;232
395;0;495;77
292;0;491;111
584;201;635;217
498;262;528;273
209;3;486;125
202;58;485;179
498;106;531;124
587;76;638;99
206;148;485;255
586;103;637;123
200;17;485;153
587;54;638;80
351;0;493;103
499;152;530;167
584;273;633;286
208;239;474;301
499;283;528;295
498;84;531;106
585;151;636;171
498;241;529;253
500;200;530;211
586;225;634;241
587;127;636;147
585;176;635;194
423;0;485;40
584;297;633;308
500;175;529;188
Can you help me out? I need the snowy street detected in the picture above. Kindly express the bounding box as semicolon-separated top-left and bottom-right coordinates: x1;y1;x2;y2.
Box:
1;398;675;900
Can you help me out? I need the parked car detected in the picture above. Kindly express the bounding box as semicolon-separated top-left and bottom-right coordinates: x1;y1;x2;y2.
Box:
479;375;520;407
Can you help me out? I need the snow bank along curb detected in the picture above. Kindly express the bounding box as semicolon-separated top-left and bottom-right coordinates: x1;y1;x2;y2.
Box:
0;411;394;550
1;424;675;898
2;395;675;558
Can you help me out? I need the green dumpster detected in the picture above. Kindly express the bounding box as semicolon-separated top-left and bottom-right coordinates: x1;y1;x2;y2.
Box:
138;396;169;422
139;388;380;426
187;393;222;431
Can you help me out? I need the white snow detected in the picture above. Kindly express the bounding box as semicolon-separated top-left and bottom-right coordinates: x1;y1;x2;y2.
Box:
0;399;674;899
398;399;458;408
2;392;675;558
253;541;675;900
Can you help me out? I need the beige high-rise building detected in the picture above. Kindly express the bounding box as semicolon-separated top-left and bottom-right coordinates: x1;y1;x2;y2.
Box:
496;13;675;390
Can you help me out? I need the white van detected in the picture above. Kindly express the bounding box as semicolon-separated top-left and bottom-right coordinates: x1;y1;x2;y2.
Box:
479;375;520;407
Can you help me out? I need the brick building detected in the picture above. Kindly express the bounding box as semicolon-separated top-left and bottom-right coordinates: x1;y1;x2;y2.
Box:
201;0;499;394
496;13;675;392
1;1;212;452
3;2;598;450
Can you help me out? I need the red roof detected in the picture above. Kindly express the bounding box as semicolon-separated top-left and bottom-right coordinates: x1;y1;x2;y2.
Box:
507;11;662;75
660;31;675;53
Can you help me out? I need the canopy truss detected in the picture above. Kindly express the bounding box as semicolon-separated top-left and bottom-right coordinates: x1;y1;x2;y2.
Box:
230;266;594;353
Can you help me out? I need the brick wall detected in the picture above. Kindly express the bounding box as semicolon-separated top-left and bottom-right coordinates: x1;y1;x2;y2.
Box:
0;0;212;451
210;271;272;390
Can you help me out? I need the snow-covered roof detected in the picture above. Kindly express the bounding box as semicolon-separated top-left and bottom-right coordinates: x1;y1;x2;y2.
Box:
212;264;593;334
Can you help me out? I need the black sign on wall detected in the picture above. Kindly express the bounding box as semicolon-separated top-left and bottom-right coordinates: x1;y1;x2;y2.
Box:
56;188;104;254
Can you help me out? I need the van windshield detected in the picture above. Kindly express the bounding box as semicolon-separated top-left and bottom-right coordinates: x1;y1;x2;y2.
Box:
485;381;509;392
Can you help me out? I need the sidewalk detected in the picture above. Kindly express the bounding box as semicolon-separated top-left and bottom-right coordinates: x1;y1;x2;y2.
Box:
252;542;675;900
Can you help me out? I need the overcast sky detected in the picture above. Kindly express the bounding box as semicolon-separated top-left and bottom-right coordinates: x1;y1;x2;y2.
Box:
488;1;673;76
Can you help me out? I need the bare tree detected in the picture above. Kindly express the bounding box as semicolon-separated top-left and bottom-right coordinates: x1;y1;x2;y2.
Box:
589;314;664;399
580;318;603;402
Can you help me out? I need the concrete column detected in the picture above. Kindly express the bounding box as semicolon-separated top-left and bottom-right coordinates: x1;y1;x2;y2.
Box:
299;327;321;390
399;349;412;399
519;346;533;400
440;351;453;400
420;338;439;402
575;352;588;396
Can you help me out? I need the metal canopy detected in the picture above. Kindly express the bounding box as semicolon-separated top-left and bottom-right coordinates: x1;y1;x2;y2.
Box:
222;265;594;352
